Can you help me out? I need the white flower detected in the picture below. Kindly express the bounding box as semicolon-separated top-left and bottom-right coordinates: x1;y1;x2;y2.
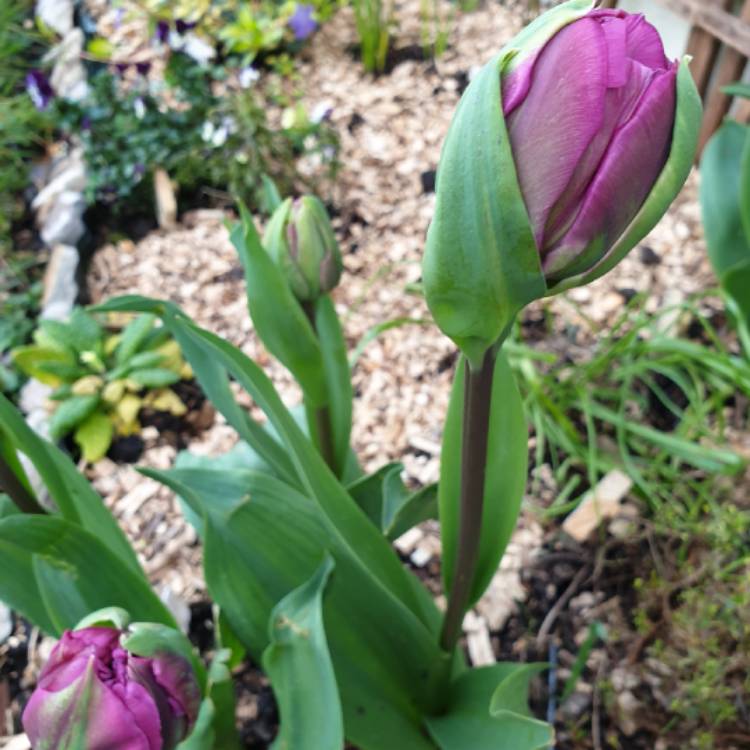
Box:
201;121;215;142
134;97;146;119
183;34;215;65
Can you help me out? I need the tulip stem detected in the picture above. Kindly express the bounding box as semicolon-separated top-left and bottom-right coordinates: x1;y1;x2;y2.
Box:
301;301;338;474
0;453;46;515
439;347;496;653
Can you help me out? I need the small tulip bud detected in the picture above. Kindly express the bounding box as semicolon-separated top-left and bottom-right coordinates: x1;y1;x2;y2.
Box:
23;618;201;750
263;195;343;302
422;0;701;365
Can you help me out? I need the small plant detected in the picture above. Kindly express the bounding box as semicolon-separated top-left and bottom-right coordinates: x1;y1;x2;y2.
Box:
352;0;393;73
11;308;191;462
54;51;338;214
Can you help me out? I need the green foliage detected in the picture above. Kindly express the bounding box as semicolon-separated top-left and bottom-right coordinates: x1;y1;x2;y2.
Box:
506;292;748;514
11;308;190;461
353;0;393;73
0;254;43;393
0;0;51;251
700;116;750;338
54;53;338;214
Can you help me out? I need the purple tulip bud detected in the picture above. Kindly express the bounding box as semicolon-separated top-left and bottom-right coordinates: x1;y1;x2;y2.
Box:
25;70;54;111
288;4;317;41
22;626;201;750
502;9;679;283
155;20;170;44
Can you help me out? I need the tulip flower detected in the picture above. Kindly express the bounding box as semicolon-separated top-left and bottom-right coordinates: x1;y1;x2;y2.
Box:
23;622;201;750
423;0;701;366
263;195;343;302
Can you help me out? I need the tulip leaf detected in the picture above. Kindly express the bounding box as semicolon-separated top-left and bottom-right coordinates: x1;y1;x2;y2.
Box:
700;119;750;328
347;463;438;540
551;58;702;294
262;556;344;750
425;664;553;750
310;295;353;478
91;296;298;485
423;49;545;367
439;351;528;606
146;466;447;750
231;203;328;407
0;394;140;572
0;515;174;635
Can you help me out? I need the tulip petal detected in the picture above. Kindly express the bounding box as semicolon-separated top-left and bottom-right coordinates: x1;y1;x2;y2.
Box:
543;63;678;280
625;14;669;70
505;17;609;249
543;58;657;247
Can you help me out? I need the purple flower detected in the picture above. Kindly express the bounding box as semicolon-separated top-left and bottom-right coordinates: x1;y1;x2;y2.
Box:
136;61;152;76
288;4;317;41
25;70;54;111
81;115;92;131
115;62;129;76
155;20;170;44
22;626;201;750
502;9;678;282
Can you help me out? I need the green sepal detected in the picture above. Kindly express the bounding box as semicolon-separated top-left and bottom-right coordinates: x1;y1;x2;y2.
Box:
438;350;528;606
423;50;544;368
549;58;702;294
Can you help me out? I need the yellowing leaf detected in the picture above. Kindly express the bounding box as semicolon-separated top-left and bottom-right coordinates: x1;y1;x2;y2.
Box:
146;388;187;416
102;380;126;404
154;340;183;372
71;375;104;396
104;334;122;356
114;417;141;437
10;346;72;386
74;413;114;463
116;393;142;425
87;37;114;59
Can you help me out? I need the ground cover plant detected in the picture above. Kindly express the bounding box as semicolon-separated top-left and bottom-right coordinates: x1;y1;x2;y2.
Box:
0;2;712;747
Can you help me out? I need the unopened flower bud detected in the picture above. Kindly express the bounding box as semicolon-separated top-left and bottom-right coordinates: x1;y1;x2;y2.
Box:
23;614;201;750
263;195;343;301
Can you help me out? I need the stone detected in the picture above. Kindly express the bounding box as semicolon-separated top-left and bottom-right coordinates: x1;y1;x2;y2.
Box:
154;168;178;229
0;601;13;644
32;148;86;212
2;735;31;750
36;0;74;36
40;192;86;246
47;28;88;101
159;584;192;633
562;470;633;542
40;244;79;319
463;611;495;667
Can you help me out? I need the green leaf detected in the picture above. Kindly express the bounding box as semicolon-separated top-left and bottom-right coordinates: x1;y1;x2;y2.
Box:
147;467;447;750
128;367;181;388
439;351;528;606
722;82;750;100
263;556;344;750
425;664;552;750
552;59;702;293
73;412;113;463
422;50;545;367
231;204;327;406
11;345;76;385
116;313;157;365
0;515;174;635
49;395;101;440
0;393;140;572
87;36;113;59
311;296;352;477
346;464;438;540
261;173;284;213
93;296;297;485
701;120;750;327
